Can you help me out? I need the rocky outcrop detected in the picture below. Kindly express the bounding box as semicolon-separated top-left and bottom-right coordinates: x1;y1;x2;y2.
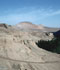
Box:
0;23;8;28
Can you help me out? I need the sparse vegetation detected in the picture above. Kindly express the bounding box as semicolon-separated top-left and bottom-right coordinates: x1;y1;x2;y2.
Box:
36;37;60;54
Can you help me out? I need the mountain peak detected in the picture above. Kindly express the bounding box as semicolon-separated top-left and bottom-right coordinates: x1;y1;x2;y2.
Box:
39;24;44;27
19;22;33;25
16;22;40;29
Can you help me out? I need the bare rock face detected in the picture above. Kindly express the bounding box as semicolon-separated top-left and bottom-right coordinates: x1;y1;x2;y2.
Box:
0;23;60;70
45;32;54;39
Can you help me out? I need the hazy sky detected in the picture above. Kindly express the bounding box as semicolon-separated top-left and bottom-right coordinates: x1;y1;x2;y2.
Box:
0;0;60;27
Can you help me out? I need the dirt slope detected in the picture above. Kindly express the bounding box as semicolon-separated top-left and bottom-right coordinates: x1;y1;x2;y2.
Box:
0;23;60;70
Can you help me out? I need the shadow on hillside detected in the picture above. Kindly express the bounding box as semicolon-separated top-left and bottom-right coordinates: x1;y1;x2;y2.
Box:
53;30;60;38
36;37;60;54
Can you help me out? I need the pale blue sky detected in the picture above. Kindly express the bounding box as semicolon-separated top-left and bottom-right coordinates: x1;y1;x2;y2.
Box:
0;0;60;27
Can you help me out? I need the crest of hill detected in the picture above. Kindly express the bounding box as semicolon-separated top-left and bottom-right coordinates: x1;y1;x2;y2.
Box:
16;22;45;29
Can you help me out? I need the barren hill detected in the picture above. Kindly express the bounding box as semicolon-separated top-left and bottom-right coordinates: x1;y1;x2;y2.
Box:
16;22;46;30
0;23;60;70
16;22;60;32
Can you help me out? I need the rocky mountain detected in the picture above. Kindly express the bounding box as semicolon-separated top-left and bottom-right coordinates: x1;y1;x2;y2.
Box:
0;23;60;70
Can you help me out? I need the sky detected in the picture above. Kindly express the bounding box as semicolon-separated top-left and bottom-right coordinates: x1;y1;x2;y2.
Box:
0;0;60;27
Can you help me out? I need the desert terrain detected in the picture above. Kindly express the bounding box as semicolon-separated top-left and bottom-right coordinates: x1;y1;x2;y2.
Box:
0;22;60;70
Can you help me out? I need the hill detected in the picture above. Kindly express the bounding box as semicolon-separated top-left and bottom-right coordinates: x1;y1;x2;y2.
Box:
0;23;60;70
